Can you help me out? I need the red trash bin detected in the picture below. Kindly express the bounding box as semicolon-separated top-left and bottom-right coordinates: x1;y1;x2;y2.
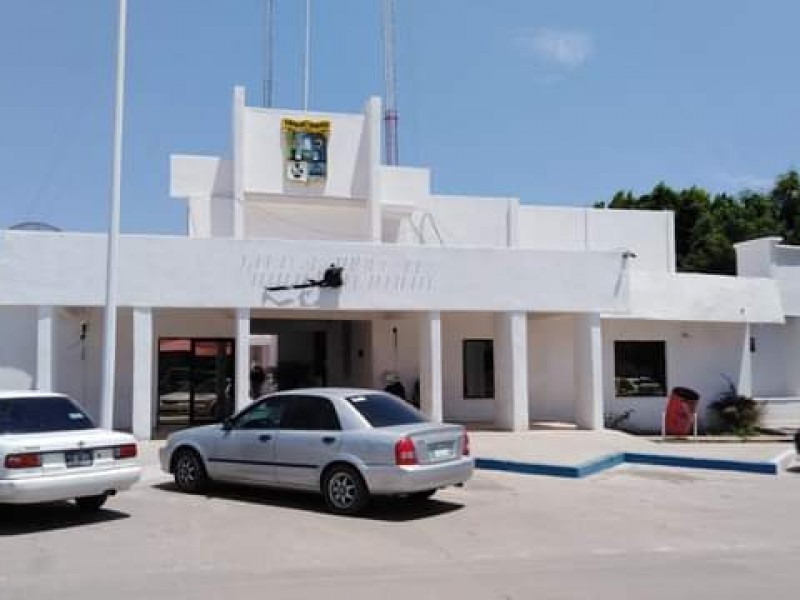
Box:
664;387;699;436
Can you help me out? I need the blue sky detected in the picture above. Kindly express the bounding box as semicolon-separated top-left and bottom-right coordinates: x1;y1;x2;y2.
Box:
1;1;799;234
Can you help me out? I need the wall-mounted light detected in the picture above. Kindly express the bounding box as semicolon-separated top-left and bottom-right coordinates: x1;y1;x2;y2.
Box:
265;264;344;292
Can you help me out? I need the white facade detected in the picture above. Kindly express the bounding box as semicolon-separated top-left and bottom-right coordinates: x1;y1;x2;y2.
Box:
0;88;788;437
735;238;800;428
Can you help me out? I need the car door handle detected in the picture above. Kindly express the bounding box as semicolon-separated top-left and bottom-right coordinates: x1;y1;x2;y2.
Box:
258;434;272;442
322;436;336;445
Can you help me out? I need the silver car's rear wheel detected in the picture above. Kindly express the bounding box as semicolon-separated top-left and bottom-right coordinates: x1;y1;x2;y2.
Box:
173;448;208;493
323;465;369;515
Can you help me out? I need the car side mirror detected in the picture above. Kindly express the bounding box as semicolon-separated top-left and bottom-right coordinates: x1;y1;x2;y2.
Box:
222;417;234;431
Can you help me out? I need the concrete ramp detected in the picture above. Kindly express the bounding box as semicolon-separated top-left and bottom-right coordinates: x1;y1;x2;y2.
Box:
471;430;795;478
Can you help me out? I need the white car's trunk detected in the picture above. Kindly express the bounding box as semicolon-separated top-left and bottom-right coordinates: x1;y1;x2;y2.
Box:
0;428;135;480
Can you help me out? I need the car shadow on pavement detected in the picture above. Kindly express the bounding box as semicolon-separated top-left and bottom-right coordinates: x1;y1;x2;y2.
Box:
152;481;464;522
0;502;129;536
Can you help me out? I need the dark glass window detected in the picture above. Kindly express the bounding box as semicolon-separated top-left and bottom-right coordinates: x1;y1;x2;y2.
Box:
234;397;284;429
463;339;494;399
347;393;425;427
614;341;667;397
280;396;341;431
0;395;95;434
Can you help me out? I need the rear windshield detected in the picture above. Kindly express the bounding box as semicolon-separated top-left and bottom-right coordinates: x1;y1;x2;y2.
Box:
347;393;426;428
0;396;95;434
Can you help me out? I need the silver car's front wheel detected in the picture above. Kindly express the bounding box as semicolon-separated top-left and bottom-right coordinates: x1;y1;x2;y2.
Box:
323;465;368;515
173;448;208;493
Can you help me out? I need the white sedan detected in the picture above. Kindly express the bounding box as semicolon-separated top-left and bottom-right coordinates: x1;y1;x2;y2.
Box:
0;391;141;510
160;388;473;514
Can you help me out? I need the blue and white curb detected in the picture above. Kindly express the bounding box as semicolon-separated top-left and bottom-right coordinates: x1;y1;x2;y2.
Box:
476;449;794;479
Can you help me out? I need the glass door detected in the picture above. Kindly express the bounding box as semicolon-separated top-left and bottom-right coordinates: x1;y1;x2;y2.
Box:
157;338;235;427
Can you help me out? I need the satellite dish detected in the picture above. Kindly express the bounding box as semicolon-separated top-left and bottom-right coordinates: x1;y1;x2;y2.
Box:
8;221;61;232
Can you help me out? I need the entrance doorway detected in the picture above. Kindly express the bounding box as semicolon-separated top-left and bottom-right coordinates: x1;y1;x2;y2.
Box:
250;319;371;391
157;338;235;427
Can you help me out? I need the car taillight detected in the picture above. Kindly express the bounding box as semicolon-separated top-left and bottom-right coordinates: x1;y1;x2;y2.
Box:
4;452;42;469
461;432;470;456
114;443;137;459
394;437;417;466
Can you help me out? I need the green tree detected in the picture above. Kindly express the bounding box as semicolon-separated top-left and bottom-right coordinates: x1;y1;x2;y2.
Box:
600;170;796;275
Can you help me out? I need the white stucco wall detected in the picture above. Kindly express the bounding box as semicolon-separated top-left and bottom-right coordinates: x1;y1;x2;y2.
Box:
602;320;748;433
370;317;420;397
624;271;783;323
750;318;800;397
441;313;495;423
0;306;37;390
424;196;511;247
244;203;368;241
528;315;577;422
518;207;674;273
0;232;628;314
242;107;368;200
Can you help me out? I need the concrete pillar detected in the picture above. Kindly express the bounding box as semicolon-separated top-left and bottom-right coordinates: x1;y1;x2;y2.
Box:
235;308;251;412
575;312;604;430
36;306;55;391
364;96;383;242
132;307;153;440
418;311;443;422
493;312;529;431
232;86;246;240
737;322;753;397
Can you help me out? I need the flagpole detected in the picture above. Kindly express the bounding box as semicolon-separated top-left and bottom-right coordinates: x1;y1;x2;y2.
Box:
100;0;127;429
303;0;311;110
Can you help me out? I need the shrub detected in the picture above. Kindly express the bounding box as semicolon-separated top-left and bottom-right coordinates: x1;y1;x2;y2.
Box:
707;381;763;438
604;409;635;431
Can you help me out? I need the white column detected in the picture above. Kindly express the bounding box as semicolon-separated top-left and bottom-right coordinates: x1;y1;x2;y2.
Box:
493;311;529;431
235;308;251;412
364;96;382;242
132;307;153;440
36;306;55;391
575;312;604;430
232;86;246;240
418;311;443;422
737;322;753;397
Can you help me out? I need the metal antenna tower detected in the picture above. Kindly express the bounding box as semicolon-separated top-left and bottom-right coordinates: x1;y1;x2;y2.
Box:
382;0;399;165
262;0;275;108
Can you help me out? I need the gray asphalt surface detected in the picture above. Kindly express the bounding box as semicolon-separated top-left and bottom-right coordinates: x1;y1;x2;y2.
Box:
2;459;799;599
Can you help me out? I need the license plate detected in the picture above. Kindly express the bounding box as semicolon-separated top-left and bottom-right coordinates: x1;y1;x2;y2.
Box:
65;449;93;468
430;444;454;460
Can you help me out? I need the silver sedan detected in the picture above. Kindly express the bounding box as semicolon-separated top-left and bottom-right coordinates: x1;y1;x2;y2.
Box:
159;388;473;514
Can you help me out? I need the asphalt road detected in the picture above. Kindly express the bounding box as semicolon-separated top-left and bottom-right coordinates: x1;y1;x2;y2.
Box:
2;459;799;599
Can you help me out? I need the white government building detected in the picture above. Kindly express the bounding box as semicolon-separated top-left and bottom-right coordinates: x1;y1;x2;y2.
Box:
1;87;798;439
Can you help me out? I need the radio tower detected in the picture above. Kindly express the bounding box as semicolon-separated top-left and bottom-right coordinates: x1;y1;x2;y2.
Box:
382;0;399;165
262;0;275;108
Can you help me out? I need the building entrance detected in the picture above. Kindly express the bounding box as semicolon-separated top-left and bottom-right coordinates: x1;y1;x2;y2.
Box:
157;338;235;427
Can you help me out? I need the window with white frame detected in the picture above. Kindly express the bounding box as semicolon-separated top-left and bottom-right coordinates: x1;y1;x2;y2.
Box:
463;339;494;399
614;341;667;397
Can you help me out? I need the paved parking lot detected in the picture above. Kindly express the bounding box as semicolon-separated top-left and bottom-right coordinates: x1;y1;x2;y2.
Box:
2;457;800;599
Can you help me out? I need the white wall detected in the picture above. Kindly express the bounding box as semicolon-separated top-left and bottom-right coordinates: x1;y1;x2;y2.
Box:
750;318;800;397
0;231;627;314
441;313;495;422
377;167;429;208
242;108;368;200
370;316;420;398
424;195;511;247
528;315;577;422
602;319;747;433
245;203;368;241
518;207;674;273
625;270;783;323
0;306;36;390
